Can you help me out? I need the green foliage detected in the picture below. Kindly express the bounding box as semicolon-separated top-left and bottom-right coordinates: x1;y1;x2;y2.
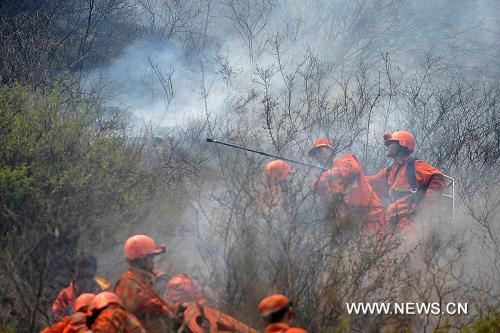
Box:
461;312;500;333
0;82;181;331
0;324;16;333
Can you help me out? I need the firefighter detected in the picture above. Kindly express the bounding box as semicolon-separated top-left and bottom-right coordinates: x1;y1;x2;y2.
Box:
261;160;294;208
165;273;208;307
86;291;145;333
367;131;446;229
41;293;94;333
308;139;386;233
258;294;307;333
114;235;174;333
52;256;110;321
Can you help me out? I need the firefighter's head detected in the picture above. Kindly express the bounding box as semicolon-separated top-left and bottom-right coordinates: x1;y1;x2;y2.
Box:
383;131;415;158
73;293;95;313
308;139;335;165
124;235;166;272
74;255;97;296
264;160;294;184
87;292;122;327
258;294;294;325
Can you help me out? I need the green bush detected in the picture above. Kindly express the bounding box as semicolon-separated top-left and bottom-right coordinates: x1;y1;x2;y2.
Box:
0;82;181;331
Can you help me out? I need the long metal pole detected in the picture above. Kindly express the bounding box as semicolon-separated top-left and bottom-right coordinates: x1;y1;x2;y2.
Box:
206;138;323;169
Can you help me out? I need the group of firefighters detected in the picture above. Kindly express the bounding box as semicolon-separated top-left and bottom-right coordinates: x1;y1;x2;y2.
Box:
262;131;447;232
43;236;305;333
41;130;445;333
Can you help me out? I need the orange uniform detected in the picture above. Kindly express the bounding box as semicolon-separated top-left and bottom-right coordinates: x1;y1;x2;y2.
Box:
40;313;87;333
313;154;386;232
265;323;308;333
166;274;207;306
260;160;294;209
52;281;101;321
261;184;281;206
62;312;87;333
368;156;445;228
44;291;95;333
114;266;172;333
258;294;307;333
40;317;71;333
90;305;145;333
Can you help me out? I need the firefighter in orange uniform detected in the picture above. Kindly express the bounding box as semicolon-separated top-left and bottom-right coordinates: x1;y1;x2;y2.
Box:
62;293;95;333
41;293;95;333
165;273;208;307
114;235;173;333
258;294;307;333
87;291;145;333
261;160;294;208
52;256;110;322
367;131;446;229
308;139;386;233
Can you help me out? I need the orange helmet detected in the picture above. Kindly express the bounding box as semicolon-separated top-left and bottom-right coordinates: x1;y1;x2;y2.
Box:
286;329;308;333
308;139;334;157
258;294;290;318
263;160;294;180
124;235;166;260
73;293;95;313
88;292;122;314
383;131;415;152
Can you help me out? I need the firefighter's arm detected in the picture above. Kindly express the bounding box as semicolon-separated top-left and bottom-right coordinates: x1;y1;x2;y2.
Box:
118;281;170;320
415;161;446;206
135;292;170;318
52;290;71;321
366;168;389;198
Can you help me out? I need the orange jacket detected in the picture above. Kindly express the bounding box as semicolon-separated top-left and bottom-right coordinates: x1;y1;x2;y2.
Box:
62;312;87;333
265;323;308;333
90;305;145;333
52;279;106;321
41;312;88;333
114;266;172;333
40;317;71;333
312;154;386;232
260;184;283;208
368;157;445;227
